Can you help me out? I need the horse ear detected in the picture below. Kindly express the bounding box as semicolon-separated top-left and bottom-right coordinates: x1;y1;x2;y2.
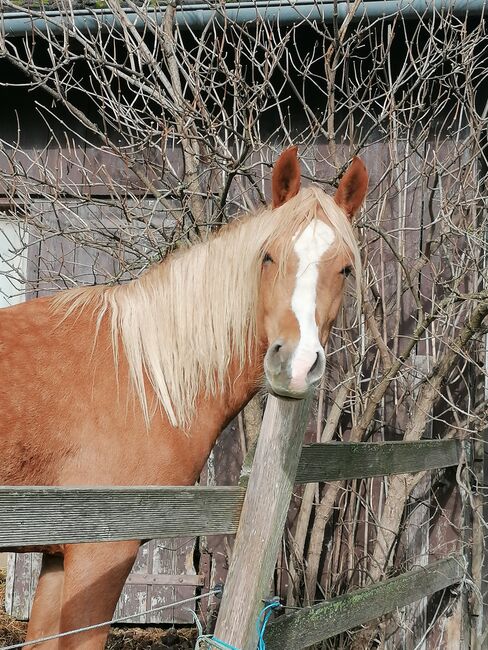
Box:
334;157;368;219
272;146;301;208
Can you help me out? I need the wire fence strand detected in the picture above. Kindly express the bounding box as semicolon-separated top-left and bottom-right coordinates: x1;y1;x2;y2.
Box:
2;589;221;650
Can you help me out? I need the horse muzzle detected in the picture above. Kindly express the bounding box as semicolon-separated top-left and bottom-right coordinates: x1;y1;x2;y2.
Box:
264;338;326;399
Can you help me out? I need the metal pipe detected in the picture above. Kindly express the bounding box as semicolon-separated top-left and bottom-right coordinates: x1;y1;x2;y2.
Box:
1;1;486;37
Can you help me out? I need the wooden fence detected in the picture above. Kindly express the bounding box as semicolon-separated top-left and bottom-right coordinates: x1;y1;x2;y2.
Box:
0;397;470;649
0;439;460;546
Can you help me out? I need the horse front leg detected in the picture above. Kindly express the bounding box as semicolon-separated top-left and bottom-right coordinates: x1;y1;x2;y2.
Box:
58;541;140;650
25;553;64;650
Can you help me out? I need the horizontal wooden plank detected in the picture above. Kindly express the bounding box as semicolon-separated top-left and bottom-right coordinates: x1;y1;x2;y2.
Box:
0;440;462;548
265;555;464;649
295;439;461;483
0;486;245;548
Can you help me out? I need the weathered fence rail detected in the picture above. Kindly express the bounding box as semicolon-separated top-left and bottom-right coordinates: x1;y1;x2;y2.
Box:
0;439;462;547
265;555;465;649
295;438;462;483
0;486;245;546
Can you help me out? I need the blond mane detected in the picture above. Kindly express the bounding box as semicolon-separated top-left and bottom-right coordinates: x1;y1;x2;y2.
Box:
54;187;360;429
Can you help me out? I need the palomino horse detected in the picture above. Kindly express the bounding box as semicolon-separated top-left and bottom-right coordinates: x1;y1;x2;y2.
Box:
0;147;368;649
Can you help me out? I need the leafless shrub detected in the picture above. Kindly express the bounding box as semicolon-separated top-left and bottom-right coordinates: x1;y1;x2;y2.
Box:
0;1;486;647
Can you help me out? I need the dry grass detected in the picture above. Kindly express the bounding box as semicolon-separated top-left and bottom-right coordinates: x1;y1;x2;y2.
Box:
107;626;196;650
0;569;197;649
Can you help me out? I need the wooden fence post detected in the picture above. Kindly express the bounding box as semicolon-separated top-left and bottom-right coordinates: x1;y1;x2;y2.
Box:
213;394;312;650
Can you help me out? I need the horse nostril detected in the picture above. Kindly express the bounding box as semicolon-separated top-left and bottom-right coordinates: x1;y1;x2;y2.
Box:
309;352;320;375
269;340;284;357
307;349;325;383
266;340;286;375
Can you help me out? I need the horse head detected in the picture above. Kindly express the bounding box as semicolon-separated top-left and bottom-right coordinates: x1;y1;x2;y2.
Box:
259;147;368;399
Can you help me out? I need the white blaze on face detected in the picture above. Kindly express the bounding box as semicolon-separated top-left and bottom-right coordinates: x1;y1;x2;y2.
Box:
290;219;335;389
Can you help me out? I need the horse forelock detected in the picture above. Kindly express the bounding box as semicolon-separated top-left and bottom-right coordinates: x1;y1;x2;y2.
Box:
53;186;360;429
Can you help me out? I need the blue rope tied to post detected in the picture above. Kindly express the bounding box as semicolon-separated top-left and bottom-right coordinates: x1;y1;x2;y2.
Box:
195;596;281;650
256;599;281;650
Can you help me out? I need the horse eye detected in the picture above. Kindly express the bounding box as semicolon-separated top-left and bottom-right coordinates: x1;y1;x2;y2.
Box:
263;253;274;264
341;265;353;277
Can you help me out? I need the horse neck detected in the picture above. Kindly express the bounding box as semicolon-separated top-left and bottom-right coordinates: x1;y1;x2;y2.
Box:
221;340;266;415
187;338;267;454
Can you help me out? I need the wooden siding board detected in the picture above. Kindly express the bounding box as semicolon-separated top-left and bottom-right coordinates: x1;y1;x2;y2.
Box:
25;228;42;301
115;540;149;626
150;537;197;625
7;544;200;625
427;468;464;649
4;553;41;621
33;203;78;296
4;554;15;616
11;554;31;621
73;204;119;285
173;538;199;624
148;539;177;625
80;146;168;197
